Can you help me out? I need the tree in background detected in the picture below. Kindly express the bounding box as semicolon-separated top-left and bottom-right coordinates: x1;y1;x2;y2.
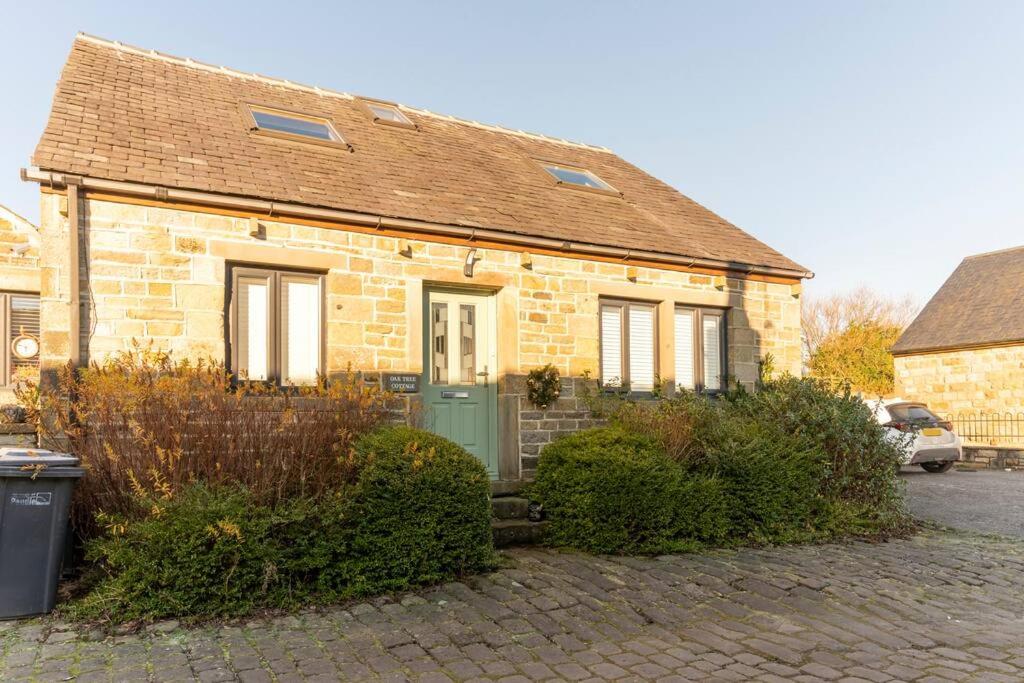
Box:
803;287;917;396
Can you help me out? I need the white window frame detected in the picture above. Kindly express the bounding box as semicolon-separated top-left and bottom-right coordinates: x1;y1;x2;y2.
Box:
228;266;325;386
675;306;728;393
599;298;658;393
245;104;347;147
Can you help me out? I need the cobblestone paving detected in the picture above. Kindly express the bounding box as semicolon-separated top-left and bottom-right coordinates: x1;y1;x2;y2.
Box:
2;530;1023;682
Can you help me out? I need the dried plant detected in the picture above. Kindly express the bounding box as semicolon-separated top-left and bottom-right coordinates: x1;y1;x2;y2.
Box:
25;344;390;536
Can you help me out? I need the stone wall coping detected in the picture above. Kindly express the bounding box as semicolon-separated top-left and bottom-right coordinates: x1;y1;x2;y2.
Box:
0;423;37;435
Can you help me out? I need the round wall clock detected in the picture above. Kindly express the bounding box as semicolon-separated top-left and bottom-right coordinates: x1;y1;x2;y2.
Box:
12;335;39;360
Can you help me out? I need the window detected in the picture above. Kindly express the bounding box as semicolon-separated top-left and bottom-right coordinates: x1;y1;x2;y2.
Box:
1;292;40;388
229;267;324;385
542;163;617;193
885;404;940;424
600;299;657;392
674;307;726;392
247;105;344;144
365;101;414;127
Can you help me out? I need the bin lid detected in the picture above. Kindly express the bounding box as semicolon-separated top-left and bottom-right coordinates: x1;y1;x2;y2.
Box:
0;447;79;467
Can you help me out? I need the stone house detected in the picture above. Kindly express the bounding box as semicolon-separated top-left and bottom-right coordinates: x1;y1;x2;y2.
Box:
893;245;1024;418
25;34;810;481
0;204;41;405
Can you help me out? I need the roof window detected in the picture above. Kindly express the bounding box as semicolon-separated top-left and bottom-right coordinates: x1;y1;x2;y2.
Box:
247;105;345;144
360;100;416;128
542;163;617;193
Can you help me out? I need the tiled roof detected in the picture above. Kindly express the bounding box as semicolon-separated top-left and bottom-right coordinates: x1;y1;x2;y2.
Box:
32;34;809;276
892;245;1024;354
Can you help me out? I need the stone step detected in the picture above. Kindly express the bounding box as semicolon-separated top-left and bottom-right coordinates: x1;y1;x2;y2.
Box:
490;479;524;498
491;496;530;521
491;519;547;548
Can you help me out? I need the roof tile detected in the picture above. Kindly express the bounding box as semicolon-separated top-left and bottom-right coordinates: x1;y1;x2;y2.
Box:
33;35;808;275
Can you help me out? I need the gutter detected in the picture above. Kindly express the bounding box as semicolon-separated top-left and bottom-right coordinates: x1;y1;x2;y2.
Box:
22;168;814;280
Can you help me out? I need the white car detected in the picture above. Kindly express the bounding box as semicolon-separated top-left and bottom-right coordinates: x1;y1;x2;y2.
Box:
866;399;962;473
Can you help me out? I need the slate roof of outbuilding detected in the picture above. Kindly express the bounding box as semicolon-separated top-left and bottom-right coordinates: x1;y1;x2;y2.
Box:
892;245;1024;355
32;34;809;276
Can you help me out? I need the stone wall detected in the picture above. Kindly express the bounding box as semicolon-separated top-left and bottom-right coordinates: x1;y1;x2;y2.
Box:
962;446;1023;469
894;345;1024;415
38;193;803;478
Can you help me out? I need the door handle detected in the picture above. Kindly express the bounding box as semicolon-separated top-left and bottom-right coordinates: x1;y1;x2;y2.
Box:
477;365;489;387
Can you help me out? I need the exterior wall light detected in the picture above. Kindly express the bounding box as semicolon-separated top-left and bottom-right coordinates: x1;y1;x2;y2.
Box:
248;217;266;240
464;248;480;277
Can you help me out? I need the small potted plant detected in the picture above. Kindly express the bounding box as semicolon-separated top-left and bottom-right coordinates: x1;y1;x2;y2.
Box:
526;364;561;409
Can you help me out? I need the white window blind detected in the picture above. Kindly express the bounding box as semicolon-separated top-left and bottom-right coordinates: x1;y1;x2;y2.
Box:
674;309;695;390
600;305;623;387
628;305;655;391
239;279;269;381
703;314;722;391
282;279;320;385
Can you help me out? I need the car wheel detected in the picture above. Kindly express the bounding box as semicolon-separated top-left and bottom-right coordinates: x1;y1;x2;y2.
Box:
920;461;954;473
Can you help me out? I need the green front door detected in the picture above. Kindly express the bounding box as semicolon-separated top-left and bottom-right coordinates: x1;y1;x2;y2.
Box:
422;288;498;477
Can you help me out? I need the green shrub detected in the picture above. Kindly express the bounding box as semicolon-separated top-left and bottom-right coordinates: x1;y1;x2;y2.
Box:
722;376;907;520
531;427;730;554
71;486;334;621
339;426;495;592
538;376;909;554
70;427;495;623
699;417;828;543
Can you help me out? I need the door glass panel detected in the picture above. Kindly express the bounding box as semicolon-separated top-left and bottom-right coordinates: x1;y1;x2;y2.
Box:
674;308;695;390
238;277;269;381
600;305;623;387
431;302;448;384
628;305;656;392
703;313;722;391
459;304;476;384
282;278;320;385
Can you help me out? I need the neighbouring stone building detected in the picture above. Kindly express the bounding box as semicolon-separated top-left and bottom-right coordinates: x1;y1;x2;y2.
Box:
25;34;810;481
893;246;1024;418
0;204;41;405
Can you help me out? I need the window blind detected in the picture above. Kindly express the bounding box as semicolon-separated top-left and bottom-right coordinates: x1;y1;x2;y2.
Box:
282;278;320;385
628;305;655;391
703;314;722;391
674;309;695;390
600;305;623;387
238;278;269;381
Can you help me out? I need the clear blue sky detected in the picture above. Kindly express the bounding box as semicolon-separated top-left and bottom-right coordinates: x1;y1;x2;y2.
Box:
2;0;1022;302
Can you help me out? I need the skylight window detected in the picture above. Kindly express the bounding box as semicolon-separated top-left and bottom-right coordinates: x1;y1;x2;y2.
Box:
360;100;416;129
542;164;616;193
247;105;344;144
367;103;412;125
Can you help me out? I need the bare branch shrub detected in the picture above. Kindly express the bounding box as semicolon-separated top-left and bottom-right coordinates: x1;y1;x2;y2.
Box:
24;345;390;535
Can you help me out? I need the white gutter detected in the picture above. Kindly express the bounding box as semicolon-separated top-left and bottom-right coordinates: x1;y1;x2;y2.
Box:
21;168;814;280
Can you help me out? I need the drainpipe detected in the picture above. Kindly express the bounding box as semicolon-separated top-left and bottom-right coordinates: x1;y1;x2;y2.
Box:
65;178;82;368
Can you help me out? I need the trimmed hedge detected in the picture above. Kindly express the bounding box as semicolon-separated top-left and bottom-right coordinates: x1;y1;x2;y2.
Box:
534;377;909;554
531;428;729;554
70;426;495;623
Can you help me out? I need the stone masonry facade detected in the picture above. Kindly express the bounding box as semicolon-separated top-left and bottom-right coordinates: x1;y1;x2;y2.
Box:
38;193;802;477
894;345;1024;416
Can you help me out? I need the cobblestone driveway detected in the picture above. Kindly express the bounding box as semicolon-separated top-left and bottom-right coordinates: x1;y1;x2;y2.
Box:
2;531;1023;682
